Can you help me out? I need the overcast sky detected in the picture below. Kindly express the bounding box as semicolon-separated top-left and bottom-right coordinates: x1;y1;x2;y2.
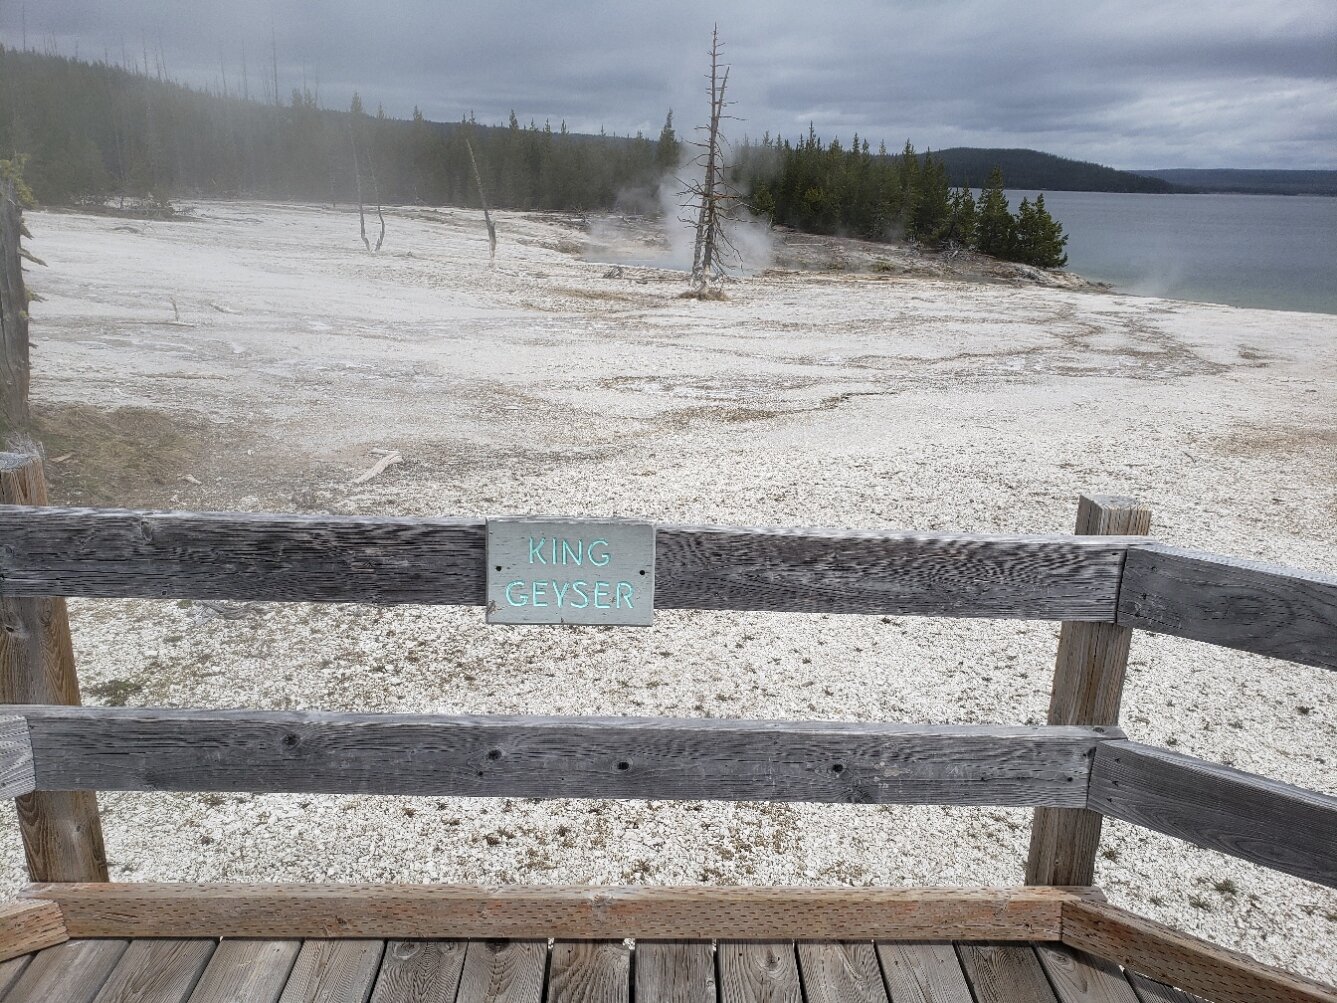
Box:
3;1;1333;170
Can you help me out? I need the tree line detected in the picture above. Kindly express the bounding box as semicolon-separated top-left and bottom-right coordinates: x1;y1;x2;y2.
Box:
740;131;1067;268
1;45;1067;268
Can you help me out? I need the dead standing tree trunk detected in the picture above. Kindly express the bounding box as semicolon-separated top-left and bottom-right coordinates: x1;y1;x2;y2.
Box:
681;26;744;294
1;178;35;447
465;137;497;263
350;128;385;254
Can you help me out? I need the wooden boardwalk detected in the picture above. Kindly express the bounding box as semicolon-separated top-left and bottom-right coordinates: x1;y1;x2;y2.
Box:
0;936;1206;1003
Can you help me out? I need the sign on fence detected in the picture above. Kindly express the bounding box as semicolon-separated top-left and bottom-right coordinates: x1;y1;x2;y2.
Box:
485;518;656;625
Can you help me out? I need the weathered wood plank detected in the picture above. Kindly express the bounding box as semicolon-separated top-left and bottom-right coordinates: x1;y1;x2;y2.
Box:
1037;944;1140;1002
874;942;972;1003
0;899;67;963
22;883;1076;941
91;939;216;1003
455;940;545;1003
278;940;384;1003
0;953;32;995
1125;972;1208;1003
1028;495;1151;887
1089;740;1337;888
3;938;128;1003
186;940;300;1003
0;455;109;883
718;942;801;1003
18;704;1111;808
547;942;628;1003
1118;543;1337;670
956;943;1059;1003
369;941;466;1003
1063;900;1337;1003
0;505;1143;620
0;715;35;799
634;942;714;1003
796;942;887;1003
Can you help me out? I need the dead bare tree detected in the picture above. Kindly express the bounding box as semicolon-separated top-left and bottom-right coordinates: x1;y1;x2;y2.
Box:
680;25;746;294
350;128;385;253
0;172;44;448
464;137;497;262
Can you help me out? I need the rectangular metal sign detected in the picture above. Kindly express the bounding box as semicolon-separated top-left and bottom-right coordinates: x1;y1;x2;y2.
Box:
486;517;656;626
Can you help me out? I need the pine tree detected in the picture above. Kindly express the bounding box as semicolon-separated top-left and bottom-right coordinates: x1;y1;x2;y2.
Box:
655;110;679;173
975;165;1013;258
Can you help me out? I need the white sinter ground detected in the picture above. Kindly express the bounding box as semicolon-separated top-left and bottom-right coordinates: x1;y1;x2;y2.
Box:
5;201;1336;982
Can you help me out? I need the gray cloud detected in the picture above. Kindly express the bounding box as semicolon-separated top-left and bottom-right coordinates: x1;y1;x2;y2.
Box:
2;0;1333;168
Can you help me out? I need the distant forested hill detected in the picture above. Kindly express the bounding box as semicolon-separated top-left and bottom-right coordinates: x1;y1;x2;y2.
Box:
0;46;677;210
1132;169;1337;196
932;148;1178;193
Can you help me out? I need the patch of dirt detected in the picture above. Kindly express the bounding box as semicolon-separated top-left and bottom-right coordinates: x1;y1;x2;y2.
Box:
31;404;221;506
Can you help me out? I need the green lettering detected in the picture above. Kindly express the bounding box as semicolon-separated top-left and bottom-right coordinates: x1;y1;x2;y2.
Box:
615;581;635;608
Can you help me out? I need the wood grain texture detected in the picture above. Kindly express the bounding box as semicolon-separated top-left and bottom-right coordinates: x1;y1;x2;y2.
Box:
1118;543;1337;670
0;898;67;962
1063;900;1337;1003
956;943;1059;1003
17;704;1111;808
796;942;888;1003
278;940;384;1003
185;939;301;1003
0;715;35;798
547;942;628;1003
0;953;32;995
369;941;466;1003
0;454;108;883
634;942;714;1003
1028;495;1151;888
874;943;972;1003
0;505;1144;620
455;940;545;1003
1037;944;1140;1002
91;939;216;1003
1089;740;1337;888
23;883;1077;941
2;938;128;1003
717;942;801;1003
1125;972;1208;1003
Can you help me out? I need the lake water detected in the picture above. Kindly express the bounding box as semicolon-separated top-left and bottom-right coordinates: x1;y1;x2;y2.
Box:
1000;190;1336;315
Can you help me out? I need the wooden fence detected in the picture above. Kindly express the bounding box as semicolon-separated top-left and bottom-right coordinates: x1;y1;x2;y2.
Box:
1;452;1336;1001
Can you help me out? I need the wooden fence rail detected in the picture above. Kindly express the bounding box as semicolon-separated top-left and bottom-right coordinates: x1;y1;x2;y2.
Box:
1089;740;1337;889
3;706;1112;807
1119;544;1337;670
0;504;1145;620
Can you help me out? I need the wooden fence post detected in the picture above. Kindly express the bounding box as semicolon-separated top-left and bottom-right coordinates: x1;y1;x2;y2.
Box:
0;452;108;881
1026;494;1151;886
0;179;33;445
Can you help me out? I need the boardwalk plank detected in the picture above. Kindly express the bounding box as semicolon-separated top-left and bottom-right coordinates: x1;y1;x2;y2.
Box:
956;943;1059;1003
797;942;887;1003
1037;945;1140;1002
92;940;216;1003
547;942;629;1003
456;940;546;1003
0;955;32;996
1126;972;1209;1003
718;942;801;1003
3;939;128;1003
634;942;714;1003
874;943;973;1003
278;940;384;1002
370;941;467;1003
187;940;300;1003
